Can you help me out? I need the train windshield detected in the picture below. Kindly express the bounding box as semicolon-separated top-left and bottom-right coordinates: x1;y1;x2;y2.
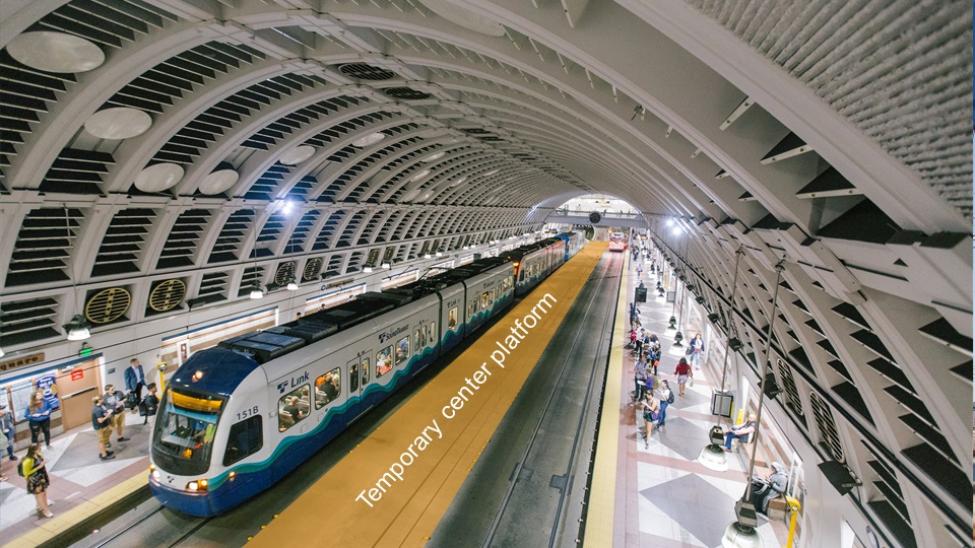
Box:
151;389;225;477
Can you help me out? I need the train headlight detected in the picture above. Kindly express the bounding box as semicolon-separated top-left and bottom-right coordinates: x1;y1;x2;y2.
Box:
152;470;160;481
187;481;198;492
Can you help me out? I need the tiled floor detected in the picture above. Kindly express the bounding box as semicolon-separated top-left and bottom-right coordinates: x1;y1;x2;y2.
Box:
0;410;149;540
614;253;786;548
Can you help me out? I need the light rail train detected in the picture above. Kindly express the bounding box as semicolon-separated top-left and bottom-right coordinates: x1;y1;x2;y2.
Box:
149;232;585;516
608;231;627;252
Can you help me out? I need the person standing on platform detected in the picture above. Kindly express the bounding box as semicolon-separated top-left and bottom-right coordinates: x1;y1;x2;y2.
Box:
21;443;53;518
0;402;16;463
102;385;128;443
91;396;115;460
124;358;147;407
25;391;52;448
688;333;705;368
633;357;649;402
139;383;160;425
674;357;692;397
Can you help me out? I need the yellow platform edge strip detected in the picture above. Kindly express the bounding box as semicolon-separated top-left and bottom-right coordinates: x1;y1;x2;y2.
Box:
3;472;147;548
583;251;629;548
251;243;606;547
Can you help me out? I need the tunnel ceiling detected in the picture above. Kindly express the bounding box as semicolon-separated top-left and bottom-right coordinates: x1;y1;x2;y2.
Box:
0;3;971;545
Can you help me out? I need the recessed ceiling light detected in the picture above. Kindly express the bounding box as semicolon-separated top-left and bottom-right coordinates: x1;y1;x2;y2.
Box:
279;145;316;165
199;169;239;195
84;107;152;140
422;151;445;162
352;132;386;147
411;169;431;182
401;188;421;202
484;168;499;176
418;189;434;202
7;31;105;73
134;163;184;193
450;176;467;187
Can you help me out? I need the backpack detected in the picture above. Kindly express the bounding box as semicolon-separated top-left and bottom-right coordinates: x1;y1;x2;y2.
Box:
665;390;675;404
17;459;25;477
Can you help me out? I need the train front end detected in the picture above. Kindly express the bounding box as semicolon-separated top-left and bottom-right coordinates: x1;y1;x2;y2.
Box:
149;349;264;517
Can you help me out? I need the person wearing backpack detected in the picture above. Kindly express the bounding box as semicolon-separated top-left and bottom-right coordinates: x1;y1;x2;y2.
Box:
21;443;53;518
138;383;160;425
640;395;661;448
658;380;674;427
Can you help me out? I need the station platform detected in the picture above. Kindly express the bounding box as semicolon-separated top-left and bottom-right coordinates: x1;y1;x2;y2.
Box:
1;411;148;548
249;241;609;546
586;252;789;547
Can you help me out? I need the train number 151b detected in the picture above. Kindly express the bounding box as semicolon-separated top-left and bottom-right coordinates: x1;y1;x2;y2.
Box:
236;406;259;421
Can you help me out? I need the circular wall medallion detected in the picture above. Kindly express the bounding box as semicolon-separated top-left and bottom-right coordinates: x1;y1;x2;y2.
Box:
84;107;152;140
84;287;132;324
7;31;105;73
199;168;239;195
279;145;316;165
352;132;386;147
134;163;184;193
303;257;323;281
148;279;186;313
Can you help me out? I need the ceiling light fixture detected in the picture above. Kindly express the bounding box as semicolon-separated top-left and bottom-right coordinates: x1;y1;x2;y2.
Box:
422;151;445;162
85;107;152;140
411;169;431;182
199;168;239;195
249;285;265;300
279;145;316;165
352;132;386;147
7;31;105;73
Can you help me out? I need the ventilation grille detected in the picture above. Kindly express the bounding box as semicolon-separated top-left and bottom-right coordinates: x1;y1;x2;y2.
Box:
0;296;59;347
324;255;343;278
91;208;155;277
209;209;255;264
302;257;323;281
238;265;265;296
338;63;397;80
809;392;845;462
252;212;286;258
147;278;186;313
384;87;431;100
194;271;229;306
158;209;210;269
84;286;132;325
686;0;973;218
6;207;82;286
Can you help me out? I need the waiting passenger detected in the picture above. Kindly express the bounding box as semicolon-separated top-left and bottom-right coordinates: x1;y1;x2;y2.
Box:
633;358;649;402
640;395;661;448
139;383;160;425
21;444;53;518
657;380;674;427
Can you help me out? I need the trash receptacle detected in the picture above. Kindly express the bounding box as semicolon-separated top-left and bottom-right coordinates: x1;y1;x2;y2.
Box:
635;286;647;303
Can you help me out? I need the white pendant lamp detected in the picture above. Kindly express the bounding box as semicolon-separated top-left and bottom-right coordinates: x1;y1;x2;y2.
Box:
248;285;265;300
134;163;184;193
85;107;152;140
7;31;105;73
62;207;91;342
199;169;239;195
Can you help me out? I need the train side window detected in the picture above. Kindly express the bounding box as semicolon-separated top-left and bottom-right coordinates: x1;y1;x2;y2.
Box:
223;415;262;466
427;321;436;344
376;346;393;377
314;367;341;409
395;336;410;366
349;361;359;392
447;306;458;329
360;356;370;386
480;291;490;310
414;327;423;350
467;301;476;318
278;385;310;432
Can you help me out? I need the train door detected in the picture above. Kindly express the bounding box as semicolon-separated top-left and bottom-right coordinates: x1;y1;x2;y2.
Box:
348;353;370;399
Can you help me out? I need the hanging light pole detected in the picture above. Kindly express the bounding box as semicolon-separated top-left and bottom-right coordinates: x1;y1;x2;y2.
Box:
721;259;786;548
699;245;745;471
248;207;265;300
673;231;691;346
62;205;91;341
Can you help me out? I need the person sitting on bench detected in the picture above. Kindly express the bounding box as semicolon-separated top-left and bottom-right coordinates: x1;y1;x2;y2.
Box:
724;414;757;451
